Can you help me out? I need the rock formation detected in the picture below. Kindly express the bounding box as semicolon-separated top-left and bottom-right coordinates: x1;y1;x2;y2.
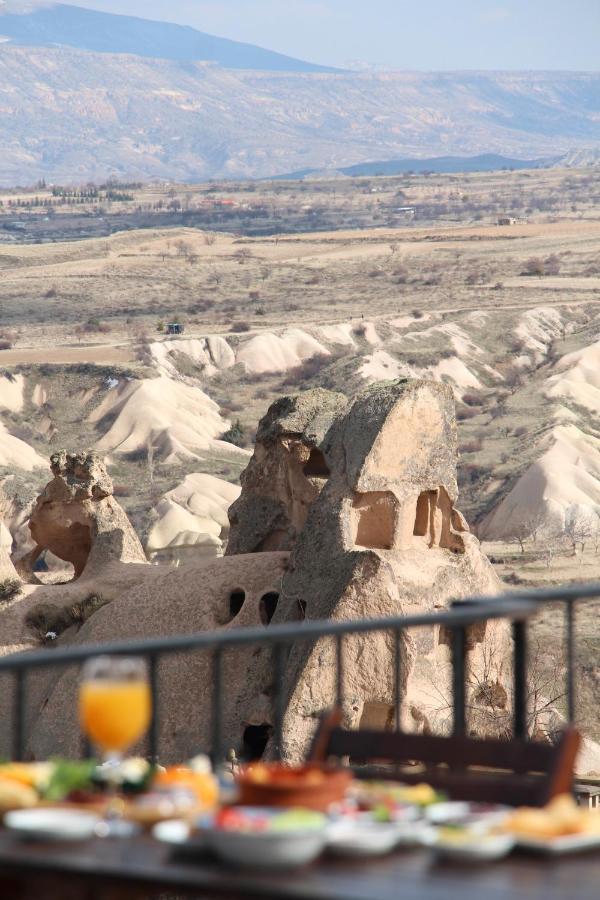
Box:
230;380;507;760
0;382;517;765
226;388;346;554
17;450;147;580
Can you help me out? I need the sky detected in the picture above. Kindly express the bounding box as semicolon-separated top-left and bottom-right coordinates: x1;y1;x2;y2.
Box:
4;0;600;70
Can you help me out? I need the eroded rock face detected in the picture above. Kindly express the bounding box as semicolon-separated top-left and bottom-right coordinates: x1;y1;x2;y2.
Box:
237;380;508;760
226;388;346;554
19;451;146;579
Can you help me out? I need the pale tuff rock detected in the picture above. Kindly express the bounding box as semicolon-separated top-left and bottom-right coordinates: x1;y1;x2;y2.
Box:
235;380;506;761
18;450;147;579
226;388;346;554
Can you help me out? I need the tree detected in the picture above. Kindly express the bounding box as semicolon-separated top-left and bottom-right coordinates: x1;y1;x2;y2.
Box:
221;419;246;447
522;257;546;277
509;510;547;553
563;505;596;555
207;266;223;287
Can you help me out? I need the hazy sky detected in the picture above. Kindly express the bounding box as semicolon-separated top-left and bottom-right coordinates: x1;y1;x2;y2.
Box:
9;0;600;69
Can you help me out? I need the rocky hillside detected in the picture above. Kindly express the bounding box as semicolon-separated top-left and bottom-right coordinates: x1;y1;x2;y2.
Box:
0;44;599;184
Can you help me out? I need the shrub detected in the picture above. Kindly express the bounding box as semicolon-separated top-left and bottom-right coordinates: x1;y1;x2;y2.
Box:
513;425;529;438
462;392;485;408
221;419;246;447
0;340;12;351
230;321;251;333
461;463;488;485
522;257;545;277
459;439;483;454
0;578;21;603
281;353;332;387
456;407;479;421
411;309;424;319
25;594;107;642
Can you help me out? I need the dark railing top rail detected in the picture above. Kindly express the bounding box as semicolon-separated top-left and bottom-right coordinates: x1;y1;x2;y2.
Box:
0;597;539;672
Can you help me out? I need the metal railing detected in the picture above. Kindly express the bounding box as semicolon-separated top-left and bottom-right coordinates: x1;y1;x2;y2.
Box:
1;580;599;763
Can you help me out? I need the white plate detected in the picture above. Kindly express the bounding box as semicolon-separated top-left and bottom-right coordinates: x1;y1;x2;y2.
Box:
4;808;100;842
152;819;207;852
434;832;515;862
516;833;600;855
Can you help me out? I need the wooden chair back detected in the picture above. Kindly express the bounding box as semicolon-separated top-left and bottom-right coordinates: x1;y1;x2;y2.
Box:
308;711;581;807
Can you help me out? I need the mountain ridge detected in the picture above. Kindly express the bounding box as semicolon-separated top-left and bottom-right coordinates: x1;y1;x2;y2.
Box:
0;2;337;72
0;43;599;185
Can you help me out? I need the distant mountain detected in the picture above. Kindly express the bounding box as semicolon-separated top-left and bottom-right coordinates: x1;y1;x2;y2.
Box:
277;153;557;180
553;149;600;167
0;3;336;72
0;39;599;185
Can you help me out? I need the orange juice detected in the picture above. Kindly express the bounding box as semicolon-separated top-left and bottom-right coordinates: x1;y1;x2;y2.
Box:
79;680;151;753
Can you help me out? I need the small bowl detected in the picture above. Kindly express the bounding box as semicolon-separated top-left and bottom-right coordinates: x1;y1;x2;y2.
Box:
206;825;327;870
237;764;352;813
434;831;515;862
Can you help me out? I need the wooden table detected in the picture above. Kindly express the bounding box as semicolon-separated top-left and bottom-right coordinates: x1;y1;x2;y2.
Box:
1;830;600;900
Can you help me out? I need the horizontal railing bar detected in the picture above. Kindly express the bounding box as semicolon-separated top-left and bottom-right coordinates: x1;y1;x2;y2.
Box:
466;581;600;606
0;598;540;672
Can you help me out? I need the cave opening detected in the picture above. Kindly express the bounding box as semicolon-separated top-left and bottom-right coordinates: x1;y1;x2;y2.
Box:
259;591;279;625
242;723;272;760
228;589;246;620
303;448;330;479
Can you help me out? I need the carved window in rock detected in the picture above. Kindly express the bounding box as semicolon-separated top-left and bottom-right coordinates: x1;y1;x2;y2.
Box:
413;487;465;553
413;490;437;539
359;701;396;731
352;491;398;550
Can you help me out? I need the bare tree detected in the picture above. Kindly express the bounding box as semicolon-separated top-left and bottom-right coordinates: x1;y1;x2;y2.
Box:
234;247;253;264
504;365;525;395
563;505;596;555
206;265;223;287
203;232;216;246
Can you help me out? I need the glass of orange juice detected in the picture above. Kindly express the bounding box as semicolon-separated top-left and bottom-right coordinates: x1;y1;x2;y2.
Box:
79;655;151;835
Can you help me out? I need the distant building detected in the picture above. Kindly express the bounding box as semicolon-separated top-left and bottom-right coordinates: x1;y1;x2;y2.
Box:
167;322;184;335
497;216;517;225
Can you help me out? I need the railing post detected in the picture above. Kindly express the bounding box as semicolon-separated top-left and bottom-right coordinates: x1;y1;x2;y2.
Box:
273;643;285;761
148;654;159;764
13;670;25;762
451;626;466;737
211;647;223;766
566;602;575;723
394;629;403;732
335;633;344;710
513;619;528;739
